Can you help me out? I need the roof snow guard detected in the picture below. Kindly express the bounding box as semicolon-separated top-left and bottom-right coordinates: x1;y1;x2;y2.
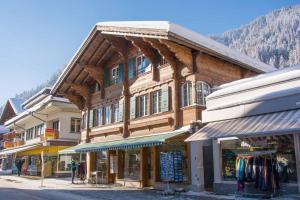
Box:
51;21;275;95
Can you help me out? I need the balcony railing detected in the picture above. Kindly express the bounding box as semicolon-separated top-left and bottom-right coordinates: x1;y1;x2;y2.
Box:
14;140;25;147
40;128;58;142
3;141;14;148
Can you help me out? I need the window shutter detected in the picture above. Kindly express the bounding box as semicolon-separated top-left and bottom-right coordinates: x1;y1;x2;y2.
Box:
128;58;135;79
118;64;123;83
89;110;94;128
130;96;136;119
118;99;124;122
161;86;169;112
104;67;110;87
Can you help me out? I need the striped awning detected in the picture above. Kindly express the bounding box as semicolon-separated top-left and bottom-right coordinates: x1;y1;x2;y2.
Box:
59;128;189;154
186;109;300;142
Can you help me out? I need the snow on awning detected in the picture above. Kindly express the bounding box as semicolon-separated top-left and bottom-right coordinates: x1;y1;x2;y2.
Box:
186;109;300;142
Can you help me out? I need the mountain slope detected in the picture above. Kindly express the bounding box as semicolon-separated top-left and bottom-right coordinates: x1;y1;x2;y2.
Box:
212;5;300;68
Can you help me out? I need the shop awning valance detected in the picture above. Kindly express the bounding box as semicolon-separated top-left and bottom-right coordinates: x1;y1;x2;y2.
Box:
59;127;189;154
0;143;42;156
186;109;300;142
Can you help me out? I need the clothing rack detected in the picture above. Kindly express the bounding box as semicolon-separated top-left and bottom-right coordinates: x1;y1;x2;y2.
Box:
236;150;277;157
236;149;279;197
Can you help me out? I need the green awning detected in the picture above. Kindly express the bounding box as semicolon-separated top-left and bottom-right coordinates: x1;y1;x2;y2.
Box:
59;128;189;154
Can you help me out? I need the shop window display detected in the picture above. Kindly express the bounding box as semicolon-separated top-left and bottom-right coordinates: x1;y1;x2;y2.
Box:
124;149;141;180
221;136;297;192
59;154;81;171
159;141;189;183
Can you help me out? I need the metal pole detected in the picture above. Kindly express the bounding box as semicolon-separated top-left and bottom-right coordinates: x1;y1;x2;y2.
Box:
41;151;44;187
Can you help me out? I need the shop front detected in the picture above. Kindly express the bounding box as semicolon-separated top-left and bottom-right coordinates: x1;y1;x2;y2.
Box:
187;109;300;197
14;145;70;177
0;154;13;173
63;128;192;189
218;134;298;197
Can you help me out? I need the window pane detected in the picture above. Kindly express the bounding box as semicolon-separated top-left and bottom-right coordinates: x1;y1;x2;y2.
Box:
71;119;76;132
105;106;111;124
151;90;161;114
97;108;103;126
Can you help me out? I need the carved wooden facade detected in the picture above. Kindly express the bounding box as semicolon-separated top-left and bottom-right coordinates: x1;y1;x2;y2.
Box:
52;21;275;188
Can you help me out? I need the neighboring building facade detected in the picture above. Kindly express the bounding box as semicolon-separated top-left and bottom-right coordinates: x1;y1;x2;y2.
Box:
0;98;24;171
52;21;275;190
187;66;300;196
0;88;81;176
0;98;25;149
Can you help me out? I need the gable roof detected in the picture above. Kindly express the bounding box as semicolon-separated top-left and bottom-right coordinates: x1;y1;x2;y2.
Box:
52;21;276;94
97;21;275;72
0;125;9;135
8;98;25;114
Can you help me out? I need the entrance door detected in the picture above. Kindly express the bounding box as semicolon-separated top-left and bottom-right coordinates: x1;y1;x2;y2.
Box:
145;148;155;187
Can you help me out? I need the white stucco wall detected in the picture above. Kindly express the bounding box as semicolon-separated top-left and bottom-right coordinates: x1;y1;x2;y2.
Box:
190;141;205;191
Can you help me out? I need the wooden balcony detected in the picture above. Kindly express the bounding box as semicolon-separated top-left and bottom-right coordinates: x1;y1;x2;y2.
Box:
3;141;14;149
40;128;58;142
14;140;25;147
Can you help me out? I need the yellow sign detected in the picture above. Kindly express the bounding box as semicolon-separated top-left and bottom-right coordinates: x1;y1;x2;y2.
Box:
16;146;68;156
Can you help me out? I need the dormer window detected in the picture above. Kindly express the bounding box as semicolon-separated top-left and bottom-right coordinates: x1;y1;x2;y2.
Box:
111;66;119;84
136;55;151;76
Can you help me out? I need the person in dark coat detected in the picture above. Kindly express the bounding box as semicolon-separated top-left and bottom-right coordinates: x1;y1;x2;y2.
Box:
15;159;24;176
71;158;77;184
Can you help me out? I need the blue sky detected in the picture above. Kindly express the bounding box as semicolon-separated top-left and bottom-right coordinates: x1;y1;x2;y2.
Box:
0;0;299;106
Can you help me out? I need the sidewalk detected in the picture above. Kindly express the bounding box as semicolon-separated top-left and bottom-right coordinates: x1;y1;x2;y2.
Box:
0;175;300;200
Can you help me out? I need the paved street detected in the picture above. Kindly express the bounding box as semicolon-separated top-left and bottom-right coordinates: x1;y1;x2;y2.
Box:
0;175;207;200
1;175;299;200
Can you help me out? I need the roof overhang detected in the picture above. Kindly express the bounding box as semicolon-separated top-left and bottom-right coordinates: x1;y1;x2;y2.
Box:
51;21;275;102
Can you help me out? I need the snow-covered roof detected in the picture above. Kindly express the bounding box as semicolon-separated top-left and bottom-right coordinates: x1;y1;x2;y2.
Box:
96;21;275;73
208;65;300;100
4;95;70;127
22;87;51;109
52;21;276;94
0;125;9;135
8;98;25;114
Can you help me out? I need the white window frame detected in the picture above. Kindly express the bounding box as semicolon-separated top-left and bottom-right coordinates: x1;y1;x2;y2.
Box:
104;105;112;125
112;103;119;123
151;90;162;114
26;127;34;141
71;118;81;133
137;94;148;117
196;81;211;106
136;55;151;76
111;66;119;84
181;81;193;107
35;124;44;138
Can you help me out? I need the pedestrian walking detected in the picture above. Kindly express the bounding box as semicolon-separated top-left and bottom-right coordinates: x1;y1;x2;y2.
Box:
71;158;77;184
15;159;24;176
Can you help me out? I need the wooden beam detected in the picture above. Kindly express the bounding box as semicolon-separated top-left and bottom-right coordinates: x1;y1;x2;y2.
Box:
126;37;158;67
160;39;193;72
96;45;112;66
127;37;160;81
103;36;128;57
82;65;105;98
82;64;104;83
67;83;90;98
144;38;177;68
63;93;85;110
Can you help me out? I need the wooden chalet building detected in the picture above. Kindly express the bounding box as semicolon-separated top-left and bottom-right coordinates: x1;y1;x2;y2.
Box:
52;21;275;190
